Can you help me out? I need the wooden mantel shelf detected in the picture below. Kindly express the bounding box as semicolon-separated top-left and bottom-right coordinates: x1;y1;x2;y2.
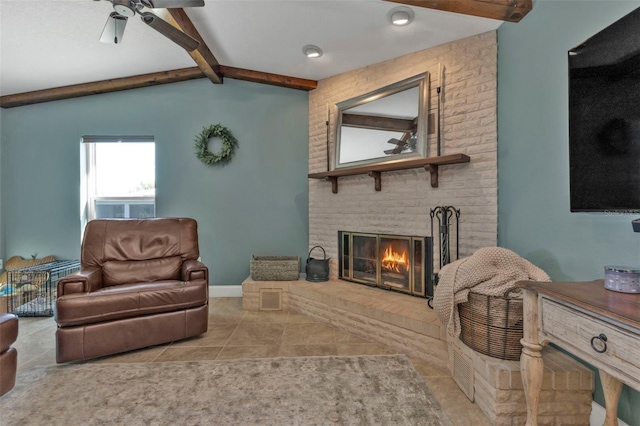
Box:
308;153;470;193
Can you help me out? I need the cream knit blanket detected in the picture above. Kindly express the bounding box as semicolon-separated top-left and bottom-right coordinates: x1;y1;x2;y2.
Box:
433;247;550;338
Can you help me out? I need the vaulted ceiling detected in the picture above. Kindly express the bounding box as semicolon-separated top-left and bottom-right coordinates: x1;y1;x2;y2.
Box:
0;0;532;107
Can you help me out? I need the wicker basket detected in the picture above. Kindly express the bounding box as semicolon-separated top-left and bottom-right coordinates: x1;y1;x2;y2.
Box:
458;290;524;360
250;256;300;281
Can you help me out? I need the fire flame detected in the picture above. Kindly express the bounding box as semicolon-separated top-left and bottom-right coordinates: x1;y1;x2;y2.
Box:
381;246;408;273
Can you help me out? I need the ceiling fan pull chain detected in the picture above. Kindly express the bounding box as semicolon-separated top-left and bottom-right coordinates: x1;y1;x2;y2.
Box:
113;16;118;44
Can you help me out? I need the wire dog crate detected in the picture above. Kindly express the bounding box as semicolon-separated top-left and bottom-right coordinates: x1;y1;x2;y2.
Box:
3;260;80;317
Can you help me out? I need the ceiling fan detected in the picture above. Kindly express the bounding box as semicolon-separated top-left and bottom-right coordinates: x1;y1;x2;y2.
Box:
384;134;417;155
95;0;204;51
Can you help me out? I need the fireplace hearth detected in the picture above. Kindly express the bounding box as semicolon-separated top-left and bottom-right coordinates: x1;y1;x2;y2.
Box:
338;231;433;297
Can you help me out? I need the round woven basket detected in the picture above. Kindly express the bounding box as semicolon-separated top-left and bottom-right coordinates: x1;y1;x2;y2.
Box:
458;290;524;361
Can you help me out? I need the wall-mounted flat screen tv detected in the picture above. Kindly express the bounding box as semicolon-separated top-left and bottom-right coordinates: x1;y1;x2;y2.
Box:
569;7;640;212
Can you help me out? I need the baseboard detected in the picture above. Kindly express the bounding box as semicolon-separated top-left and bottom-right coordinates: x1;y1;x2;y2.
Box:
209;285;243;297
590;401;629;426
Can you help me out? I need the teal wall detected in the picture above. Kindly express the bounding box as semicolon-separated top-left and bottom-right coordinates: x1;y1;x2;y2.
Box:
1;78;309;285
498;1;640;424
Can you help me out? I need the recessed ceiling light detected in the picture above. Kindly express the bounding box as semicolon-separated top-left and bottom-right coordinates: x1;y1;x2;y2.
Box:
302;45;323;59
388;6;415;26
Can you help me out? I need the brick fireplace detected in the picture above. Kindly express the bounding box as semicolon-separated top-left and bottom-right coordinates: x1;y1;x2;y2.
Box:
284;29;593;426
308;31;498;279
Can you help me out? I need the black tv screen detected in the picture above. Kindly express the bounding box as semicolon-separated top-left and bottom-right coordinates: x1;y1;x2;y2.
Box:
569;7;640;212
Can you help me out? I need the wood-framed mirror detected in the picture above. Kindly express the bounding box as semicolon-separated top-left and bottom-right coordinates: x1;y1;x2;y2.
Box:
334;72;430;169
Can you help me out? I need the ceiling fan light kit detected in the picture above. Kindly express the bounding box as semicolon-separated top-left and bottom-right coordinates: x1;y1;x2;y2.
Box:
100;12;128;44
303;45;323;59
96;0;203;51
388;6;414;26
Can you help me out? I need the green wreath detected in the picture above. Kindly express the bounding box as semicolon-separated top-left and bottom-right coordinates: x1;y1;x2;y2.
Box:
194;124;238;166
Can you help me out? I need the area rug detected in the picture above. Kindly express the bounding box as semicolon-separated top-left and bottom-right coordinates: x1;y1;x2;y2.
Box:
0;354;452;426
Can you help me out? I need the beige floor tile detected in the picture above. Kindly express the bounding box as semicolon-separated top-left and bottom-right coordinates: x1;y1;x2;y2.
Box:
281;323;336;345
422;376;476;410
226;323;285;346
170;323;238;347
410;357;450;378
211;297;243;310
14;326;55;351
336;343;399;356
216;345;280;360
442;403;491;426
333;330;370;345
241;310;291;323
154;346;223;362
16;352;57;376
14;317;55;336
284;312;317;323
92;346;169;364
278;345;338;357
14;339;56;362
209;305;247;324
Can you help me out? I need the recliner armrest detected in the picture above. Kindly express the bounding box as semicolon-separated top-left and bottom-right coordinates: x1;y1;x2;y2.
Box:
0;313;18;353
57;267;103;296
181;259;209;283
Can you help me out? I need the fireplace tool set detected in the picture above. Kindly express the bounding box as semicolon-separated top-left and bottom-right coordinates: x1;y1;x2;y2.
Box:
428;206;460;308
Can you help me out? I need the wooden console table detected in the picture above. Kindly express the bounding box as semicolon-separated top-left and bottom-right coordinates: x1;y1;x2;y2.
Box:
516;280;640;426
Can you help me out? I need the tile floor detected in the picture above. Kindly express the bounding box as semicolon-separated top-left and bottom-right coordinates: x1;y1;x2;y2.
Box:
12;297;489;426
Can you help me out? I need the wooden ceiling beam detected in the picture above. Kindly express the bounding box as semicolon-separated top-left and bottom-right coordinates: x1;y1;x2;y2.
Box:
0;67;316;109
219;66;317;91
384;0;533;23
0;67;205;108
153;8;223;84
153;9;319;91
341;113;416;132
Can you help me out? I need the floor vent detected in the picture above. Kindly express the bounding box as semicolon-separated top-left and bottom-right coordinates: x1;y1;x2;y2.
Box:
259;288;283;311
452;345;474;402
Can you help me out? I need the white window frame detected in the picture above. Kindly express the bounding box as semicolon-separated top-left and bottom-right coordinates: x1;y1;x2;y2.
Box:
91;197;156;220
82;136;156;222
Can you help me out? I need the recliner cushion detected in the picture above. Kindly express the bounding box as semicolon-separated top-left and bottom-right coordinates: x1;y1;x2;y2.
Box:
55;280;207;327
82;218;199;267
102;256;182;287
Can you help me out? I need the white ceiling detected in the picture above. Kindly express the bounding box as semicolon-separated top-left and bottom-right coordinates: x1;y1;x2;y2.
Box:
0;0;502;97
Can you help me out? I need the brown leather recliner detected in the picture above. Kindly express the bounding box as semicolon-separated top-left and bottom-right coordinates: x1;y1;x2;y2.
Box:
0;313;18;397
55;218;209;363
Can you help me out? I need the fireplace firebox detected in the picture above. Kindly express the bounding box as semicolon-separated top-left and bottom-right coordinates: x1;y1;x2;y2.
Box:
338;231;433;297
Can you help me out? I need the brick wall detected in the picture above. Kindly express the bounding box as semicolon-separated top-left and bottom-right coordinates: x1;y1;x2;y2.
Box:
308;31;498;278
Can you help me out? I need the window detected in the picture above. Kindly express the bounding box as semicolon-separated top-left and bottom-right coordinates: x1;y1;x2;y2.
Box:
82;136;155;221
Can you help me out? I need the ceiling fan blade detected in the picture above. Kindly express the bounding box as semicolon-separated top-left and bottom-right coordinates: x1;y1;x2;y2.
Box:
386;137;408;154
100;12;128;44
145;0;205;8
140;12;200;52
